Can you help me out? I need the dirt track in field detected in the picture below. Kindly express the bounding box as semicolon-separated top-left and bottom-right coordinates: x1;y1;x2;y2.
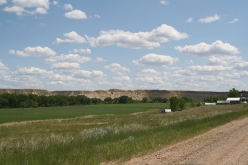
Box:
104;117;248;165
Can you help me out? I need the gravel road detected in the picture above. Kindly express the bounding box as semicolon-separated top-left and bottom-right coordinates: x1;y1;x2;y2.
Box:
110;117;248;165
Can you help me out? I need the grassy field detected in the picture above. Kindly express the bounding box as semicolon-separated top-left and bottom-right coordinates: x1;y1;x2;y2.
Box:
0;103;170;124
0;104;248;165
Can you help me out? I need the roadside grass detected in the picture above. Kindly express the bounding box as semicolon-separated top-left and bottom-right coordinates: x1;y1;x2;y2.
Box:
0;104;247;165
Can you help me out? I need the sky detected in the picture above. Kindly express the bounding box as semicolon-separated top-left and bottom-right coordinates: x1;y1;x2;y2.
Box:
0;0;248;92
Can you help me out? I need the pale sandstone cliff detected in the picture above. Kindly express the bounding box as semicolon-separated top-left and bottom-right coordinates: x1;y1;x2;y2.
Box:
0;89;228;101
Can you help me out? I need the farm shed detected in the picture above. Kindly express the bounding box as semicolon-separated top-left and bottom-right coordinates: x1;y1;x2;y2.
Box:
227;98;240;104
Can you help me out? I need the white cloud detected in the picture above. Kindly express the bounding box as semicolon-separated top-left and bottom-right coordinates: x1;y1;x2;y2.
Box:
198;14;220;23
113;76;131;82
10;46;56;57
135;69;167;86
0;0;7;6
208;56;244;66
228;18;239;24
64;4;73;10
75;70;105;79
188;65;232;73
70;48;91;54
53;1;58;5
53;31;86;44
185;60;193;64
172;69;195;77
175;40;239;56
64;10;87;19
12;0;49;9
160;0;169;5
86;24;188;49
3;0;49;16
187;18;193;22
45;54;91;64
137;69;161;77
0;61;9;75
35;7;47;14
132;53;178;66
104;63;130;75
94;14;100;18
95;57;107;62
3;6;25;16
13;67;53;77
51;62;80;70
234;62;248;70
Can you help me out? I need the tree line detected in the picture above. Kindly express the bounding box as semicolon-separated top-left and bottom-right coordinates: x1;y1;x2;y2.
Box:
0;93;170;108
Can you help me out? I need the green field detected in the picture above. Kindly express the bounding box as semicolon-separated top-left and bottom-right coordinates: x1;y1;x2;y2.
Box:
0;103;170;124
0;104;248;165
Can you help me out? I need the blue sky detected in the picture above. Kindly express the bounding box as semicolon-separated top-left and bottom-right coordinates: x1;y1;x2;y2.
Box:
0;0;247;91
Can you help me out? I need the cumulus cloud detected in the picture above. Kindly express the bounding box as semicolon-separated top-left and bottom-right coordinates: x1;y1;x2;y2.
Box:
104;63;130;75
64;10;87;19
64;4;73;10
0;61;9;75
3;0;49;16
175;40;239;56
188;65;232;73
198;14;220;23
0;0;7;6
228;18;239;24
95;57;107;62
51;62;80;70
45;54;91;64
208;56;244;66
137;69;161;77
70;48;91;54
86;24;188;49
234;62;248;70
187;18;193;22
113;76;131;82
172;69;195;77
75;70;105;79
13;67;53;78
53;31;86;44
10;46;56;57
132;53;178;66
135;69;168;85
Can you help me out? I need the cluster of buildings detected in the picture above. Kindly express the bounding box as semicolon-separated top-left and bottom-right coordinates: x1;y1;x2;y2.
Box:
206;91;248;106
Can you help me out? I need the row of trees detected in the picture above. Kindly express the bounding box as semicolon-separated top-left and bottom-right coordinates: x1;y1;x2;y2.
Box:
0;93;136;108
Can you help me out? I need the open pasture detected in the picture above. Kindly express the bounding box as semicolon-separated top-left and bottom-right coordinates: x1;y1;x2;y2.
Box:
0;104;248;165
0;103;170;124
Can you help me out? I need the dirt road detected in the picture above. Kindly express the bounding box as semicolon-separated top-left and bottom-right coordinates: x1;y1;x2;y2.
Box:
120;117;248;165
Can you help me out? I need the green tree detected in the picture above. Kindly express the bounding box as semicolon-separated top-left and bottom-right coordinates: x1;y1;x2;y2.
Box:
118;96;129;104
228;88;239;97
169;97;179;112
142;97;148;103
178;98;186;110
104;97;113;104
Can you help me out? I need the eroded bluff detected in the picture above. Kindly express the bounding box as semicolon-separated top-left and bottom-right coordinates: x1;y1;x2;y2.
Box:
0;89;228;102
